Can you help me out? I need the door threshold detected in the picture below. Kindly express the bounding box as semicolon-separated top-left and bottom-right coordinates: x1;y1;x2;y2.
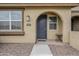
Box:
36;40;47;44
38;39;47;41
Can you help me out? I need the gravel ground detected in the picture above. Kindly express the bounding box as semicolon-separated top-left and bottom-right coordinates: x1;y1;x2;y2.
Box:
0;43;34;56
0;42;79;56
49;44;79;56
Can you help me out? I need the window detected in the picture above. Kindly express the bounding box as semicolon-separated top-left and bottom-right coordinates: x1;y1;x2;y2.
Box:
0;10;22;32
49;16;57;30
71;16;79;31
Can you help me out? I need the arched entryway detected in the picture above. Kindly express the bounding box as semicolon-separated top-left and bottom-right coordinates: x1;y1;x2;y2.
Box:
36;12;63;42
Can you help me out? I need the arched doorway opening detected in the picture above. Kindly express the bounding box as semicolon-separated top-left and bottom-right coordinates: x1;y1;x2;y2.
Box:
36;12;63;42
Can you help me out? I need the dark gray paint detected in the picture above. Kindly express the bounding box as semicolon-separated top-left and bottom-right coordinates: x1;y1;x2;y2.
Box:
37;15;47;40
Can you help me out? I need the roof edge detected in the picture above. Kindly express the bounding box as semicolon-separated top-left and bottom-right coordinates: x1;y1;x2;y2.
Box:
0;3;78;7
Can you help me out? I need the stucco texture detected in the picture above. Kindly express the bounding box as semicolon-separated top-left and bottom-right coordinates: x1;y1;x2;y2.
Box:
0;7;71;43
70;8;79;50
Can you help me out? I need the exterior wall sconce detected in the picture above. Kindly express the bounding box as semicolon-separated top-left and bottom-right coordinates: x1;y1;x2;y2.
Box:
27;15;30;22
26;15;31;26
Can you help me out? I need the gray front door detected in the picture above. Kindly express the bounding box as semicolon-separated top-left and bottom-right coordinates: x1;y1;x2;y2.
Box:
37;15;47;40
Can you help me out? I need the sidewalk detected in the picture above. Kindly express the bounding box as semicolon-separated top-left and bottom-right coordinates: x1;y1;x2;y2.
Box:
30;44;52;56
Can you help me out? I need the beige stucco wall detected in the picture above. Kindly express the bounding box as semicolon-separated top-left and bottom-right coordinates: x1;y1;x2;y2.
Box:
47;14;62;40
70;32;79;50
70;7;79;50
71;12;79;16
0;7;71;43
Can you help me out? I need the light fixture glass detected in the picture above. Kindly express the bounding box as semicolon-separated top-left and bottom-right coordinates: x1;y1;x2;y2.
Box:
27;15;30;22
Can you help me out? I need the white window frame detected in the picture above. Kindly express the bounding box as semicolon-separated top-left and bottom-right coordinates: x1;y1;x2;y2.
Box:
48;15;57;30
0;10;22;32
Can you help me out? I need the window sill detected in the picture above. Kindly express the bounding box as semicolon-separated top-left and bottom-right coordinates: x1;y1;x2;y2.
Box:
0;31;25;36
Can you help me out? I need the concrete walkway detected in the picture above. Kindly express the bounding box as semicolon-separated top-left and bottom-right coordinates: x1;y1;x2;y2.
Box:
30;44;52;56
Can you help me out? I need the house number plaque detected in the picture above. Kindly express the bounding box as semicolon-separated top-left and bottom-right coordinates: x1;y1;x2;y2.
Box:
26;23;31;26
